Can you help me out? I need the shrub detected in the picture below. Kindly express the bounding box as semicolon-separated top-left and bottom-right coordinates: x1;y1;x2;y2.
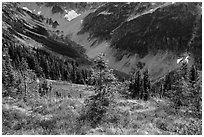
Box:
155;119;168;131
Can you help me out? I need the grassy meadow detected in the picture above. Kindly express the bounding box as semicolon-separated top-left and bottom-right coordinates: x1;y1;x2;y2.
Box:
2;80;201;135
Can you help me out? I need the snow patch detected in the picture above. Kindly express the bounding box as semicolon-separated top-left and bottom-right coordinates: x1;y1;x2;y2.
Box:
64;10;81;21
22;7;32;13
127;9;155;21
37;11;41;15
184;55;190;63
177;57;183;64
113;4;119;7
177;55;190;64
98;11;112;16
149;9;154;12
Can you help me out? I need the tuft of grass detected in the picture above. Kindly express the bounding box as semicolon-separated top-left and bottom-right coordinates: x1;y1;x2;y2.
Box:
155;118;168;131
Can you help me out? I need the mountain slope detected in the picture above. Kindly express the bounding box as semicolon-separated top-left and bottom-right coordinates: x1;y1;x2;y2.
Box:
74;2;202;79
16;2;202;80
2;2;91;65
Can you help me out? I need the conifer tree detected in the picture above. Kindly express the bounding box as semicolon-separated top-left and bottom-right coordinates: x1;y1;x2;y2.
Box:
192;74;202;113
81;69;88;85
189;65;198;85
133;70;141;99
33;58;43;77
164;72;172;92
19;58;29;102
81;53;117;127
2;49;16;96
94;53;107;91
180;62;188;80
188;65;201;112
163;71;175;98
128;76;134;98
76;71;83;84
71;61;77;83
142;69;151;101
159;84;164;98
90;53;116;92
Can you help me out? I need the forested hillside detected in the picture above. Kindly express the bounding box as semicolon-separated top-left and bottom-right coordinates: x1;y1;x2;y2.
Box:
3;3;92;85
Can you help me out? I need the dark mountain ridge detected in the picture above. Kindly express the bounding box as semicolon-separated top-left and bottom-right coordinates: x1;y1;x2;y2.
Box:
79;2;202;69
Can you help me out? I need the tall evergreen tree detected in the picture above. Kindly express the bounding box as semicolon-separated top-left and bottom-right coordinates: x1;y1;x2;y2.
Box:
92;53;108;92
164;72;172;92
81;53;117;127
128;76;134;98
2;49;16;96
142;69;151;101
189;65;198;85
179;62;188;80
71;61;77;83
90;53;117;93
133;70;141;99
160;83;164;98
18;58;29;102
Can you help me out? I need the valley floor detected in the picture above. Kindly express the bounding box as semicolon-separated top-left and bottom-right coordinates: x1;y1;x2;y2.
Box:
2;81;202;135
